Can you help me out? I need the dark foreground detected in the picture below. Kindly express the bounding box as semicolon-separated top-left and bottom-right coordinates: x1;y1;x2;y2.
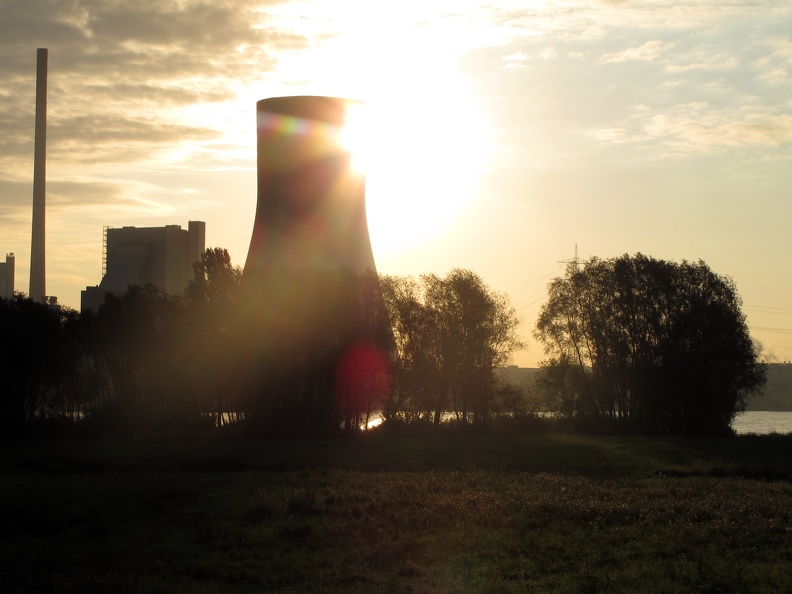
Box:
2;434;791;593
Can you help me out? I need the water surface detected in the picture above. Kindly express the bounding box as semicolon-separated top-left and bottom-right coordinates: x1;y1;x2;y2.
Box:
732;411;792;435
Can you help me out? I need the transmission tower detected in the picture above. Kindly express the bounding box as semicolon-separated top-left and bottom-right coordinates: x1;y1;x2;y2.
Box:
559;244;580;272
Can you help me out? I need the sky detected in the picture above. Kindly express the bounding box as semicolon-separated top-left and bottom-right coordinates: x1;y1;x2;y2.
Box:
1;0;791;367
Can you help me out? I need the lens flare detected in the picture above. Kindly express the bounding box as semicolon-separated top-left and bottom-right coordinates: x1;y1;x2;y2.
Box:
338;103;369;173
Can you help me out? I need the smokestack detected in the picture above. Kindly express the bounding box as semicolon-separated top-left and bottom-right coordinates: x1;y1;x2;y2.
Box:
29;48;47;303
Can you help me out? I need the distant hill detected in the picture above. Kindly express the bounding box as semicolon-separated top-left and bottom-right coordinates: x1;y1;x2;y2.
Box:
497;363;792;412
496;366;541;391
750;363;792;411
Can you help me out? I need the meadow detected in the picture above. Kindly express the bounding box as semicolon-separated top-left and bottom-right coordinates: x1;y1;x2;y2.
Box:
2;433;791;593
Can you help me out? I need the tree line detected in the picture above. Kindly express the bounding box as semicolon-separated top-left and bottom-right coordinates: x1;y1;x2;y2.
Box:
0;250;765;436
534;253;766;435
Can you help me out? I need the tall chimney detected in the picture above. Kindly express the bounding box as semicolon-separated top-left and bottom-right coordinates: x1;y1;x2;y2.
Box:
29;48;47;303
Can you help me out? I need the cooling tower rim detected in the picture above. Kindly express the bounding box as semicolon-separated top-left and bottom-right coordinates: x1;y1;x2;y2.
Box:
257;95;363;125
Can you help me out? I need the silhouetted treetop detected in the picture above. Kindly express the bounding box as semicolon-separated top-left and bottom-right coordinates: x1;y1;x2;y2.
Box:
534;253;765;435
186;247;242;307
380;269;525;427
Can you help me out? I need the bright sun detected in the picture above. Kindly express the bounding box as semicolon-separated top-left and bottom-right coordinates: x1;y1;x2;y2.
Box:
366;90;491;257
204;4;494;262
335;77;492;259
337;102;370;175
256;5;494;259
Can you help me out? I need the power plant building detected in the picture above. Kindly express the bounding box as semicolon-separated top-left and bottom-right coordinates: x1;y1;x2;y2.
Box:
81;221;205;310
0;253;15;299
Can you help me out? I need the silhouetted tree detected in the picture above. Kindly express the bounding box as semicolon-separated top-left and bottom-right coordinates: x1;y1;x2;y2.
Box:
184;247;243;425
0;295;67;427
532;354;580;421
426;269;525;425
43;306;90;420
186;247;242;314
381;269;524;427
236;267;392;436
534;254;766;435
333;270;393;432
379;274;432;423
88;284;195;430
75;249;244;433
0;294;94;433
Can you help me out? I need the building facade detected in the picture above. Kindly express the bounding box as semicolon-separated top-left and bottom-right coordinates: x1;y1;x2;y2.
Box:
81;221;205;310
0;253;15;299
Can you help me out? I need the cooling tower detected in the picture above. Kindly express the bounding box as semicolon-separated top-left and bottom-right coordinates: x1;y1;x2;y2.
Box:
29;48;47;303
243;95;375;275
238;96;390;433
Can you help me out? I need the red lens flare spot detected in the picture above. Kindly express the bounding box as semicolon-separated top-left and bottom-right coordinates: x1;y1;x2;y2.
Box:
335;342;391;423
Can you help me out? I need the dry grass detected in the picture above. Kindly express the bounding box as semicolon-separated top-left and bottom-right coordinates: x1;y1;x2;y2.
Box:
1;435;791;593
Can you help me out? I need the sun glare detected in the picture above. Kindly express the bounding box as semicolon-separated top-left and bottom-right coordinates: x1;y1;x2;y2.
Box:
253;2;495;257
191;4;494;260
338;102;369;174
361;87;492;258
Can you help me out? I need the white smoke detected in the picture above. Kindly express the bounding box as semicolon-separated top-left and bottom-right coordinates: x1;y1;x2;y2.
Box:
753;339;780;363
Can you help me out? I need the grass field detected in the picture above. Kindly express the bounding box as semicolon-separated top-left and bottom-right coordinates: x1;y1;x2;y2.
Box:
1;434;791;593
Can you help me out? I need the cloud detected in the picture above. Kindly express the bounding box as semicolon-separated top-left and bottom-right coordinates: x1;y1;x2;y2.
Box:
81;83;235;105
601;40;674;63
0;175;180;227
474;2;792;166
0;0;302;61
500;47;556;67
47;179;123;205
0;108;223;172
583;127;631;143
503;51;529;68
640;107;792;156
0;0;305;156
49;114;222;164
0;180;33;216
754;36;792;85
581;103;792;158
0;0;306;200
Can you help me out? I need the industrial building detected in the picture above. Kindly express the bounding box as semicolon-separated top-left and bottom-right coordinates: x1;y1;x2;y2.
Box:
81;221;205;310
0;253;15;299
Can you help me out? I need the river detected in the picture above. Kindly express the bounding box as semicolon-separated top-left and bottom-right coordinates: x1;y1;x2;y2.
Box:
210;410;791;434
732;411;792;435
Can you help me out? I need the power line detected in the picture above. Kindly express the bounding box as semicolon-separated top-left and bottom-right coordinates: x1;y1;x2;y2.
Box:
750;326;792;334
745;306;792;316
511;263;565;296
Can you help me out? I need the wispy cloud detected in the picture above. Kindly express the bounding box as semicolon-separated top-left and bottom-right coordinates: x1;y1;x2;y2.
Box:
601;40;674;63
644;108;792;153
0;0;303;168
